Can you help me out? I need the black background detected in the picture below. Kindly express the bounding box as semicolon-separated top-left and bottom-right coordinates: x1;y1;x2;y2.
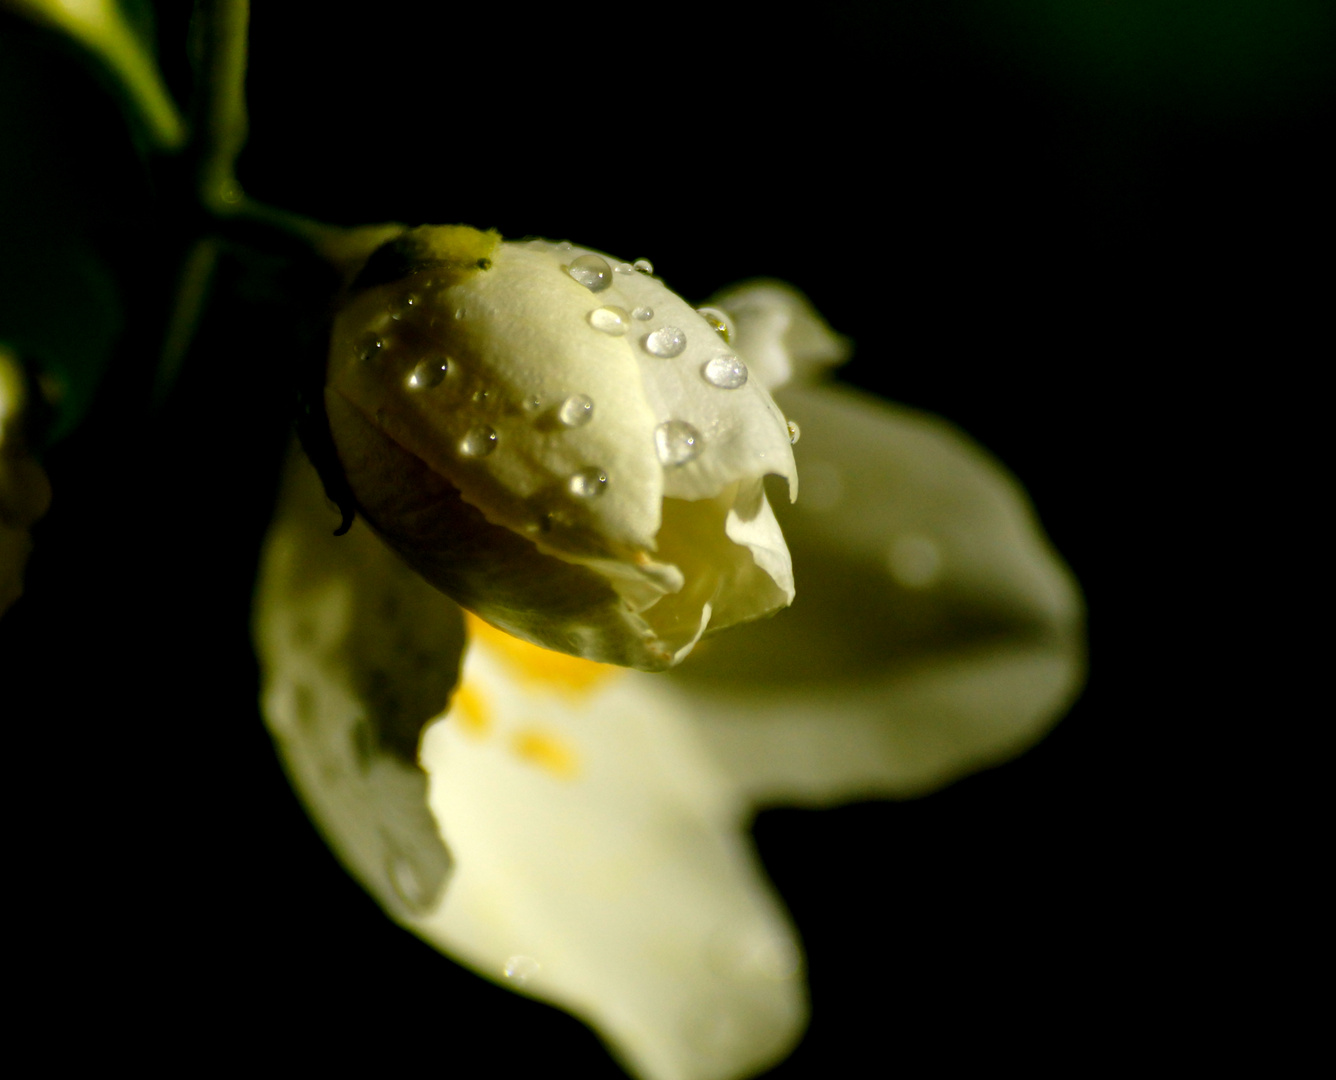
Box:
3;1;1329;1072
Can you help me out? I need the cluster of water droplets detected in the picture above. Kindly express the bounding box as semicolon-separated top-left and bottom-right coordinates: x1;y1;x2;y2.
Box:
560;249;767;470
358;298;612;503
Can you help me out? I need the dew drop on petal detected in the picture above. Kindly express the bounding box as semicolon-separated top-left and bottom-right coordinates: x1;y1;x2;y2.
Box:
645;326;687;358
558;393;595;427
887;533;943;589
613;262;634;274
407;357;449;389
588;305;630;335
357;335;383;362
632;306;654;321
568;254;613;292
557;241;573;251
787;419;801;444
702;354;748;389
696;306;734;343
472;388;490;405
633;258;654;275
459;425;498;457
523;394;542;412
568;466;608;497
656;420;703;466
503;955;541;984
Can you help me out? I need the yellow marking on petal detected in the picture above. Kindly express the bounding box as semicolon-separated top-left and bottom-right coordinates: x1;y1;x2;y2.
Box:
465;613;621;694
450;681;491;737
511;728;581;779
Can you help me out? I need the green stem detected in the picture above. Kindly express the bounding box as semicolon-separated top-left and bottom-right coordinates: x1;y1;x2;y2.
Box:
192;0;401;281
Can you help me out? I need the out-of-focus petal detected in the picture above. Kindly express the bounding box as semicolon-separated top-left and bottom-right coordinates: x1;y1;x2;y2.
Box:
252;446;462;917
705;281;850;392
672;382;1086;803
409;617;807;1080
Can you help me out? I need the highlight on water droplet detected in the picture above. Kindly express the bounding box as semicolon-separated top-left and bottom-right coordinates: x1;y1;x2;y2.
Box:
558;393;595;427
504;955;541;984
568;466;608;498
655;419;703;466
632;306;654;321
702;354;748;389
357;335;383;362
407;357;449;389
786;419;801;444
588;305;630;335
524;394;543;412
887;533;943;589
568;253;613;292
472;388;490;404
460;425;498;457
644;326;687;358
633;258;654;275
695;306;734;343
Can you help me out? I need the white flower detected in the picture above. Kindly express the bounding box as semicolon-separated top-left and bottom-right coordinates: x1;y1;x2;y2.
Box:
254;269;1084;1080
324;227;799;671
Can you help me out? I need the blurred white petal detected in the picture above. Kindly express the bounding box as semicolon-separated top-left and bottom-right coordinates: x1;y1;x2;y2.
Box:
671;382;1085;803
253;448;460;918
705;281;850;391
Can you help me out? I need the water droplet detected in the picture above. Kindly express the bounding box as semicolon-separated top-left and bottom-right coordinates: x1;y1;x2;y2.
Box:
645;326;687;358
472;388;491;404
357;335;383;362
557;241;573;251
702;354;748;389
568;253;613;292
632;306;654;321
568;466;608;498
588;305;630;335
887;534;943;589
523;394;542;412
503;955;541;984
787;419;801;444
656;420;703;466
460;425;498;457
633;258;654;275
558;394;595;427
453;307;466;320
388;853;438;914
407;357;449;389
614;262;634;274
696;306;734;343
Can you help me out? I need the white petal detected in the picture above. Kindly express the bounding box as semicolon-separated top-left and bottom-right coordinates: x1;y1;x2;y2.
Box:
409;620;807;1080
671;383;1086;803
253;445;462;917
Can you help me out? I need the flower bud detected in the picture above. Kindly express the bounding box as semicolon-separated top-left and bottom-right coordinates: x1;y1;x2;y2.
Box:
323;227;798;671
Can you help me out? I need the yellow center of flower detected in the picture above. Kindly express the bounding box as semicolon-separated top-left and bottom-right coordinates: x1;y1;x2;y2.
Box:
464;612;621;694
444;614;623;780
